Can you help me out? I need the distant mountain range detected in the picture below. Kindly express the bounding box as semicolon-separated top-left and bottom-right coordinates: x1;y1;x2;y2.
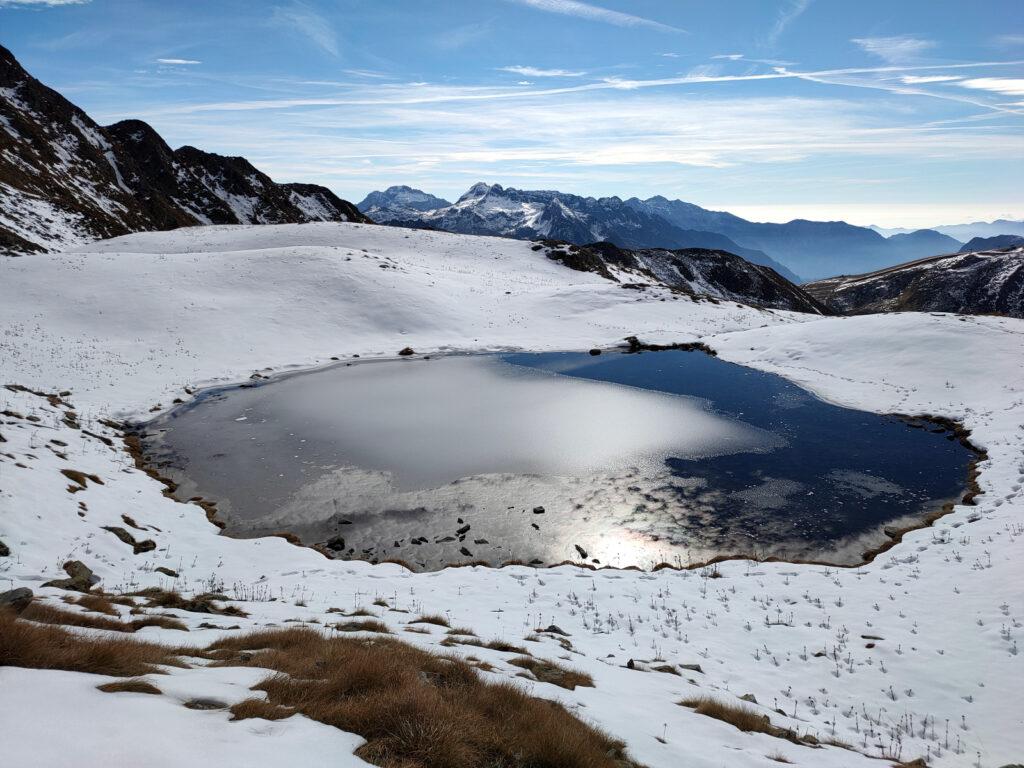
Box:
359;184;981;282
805;246;1024;318
873;220;1024;241
360;182;802;282
958;234;1024;253
0;45;367;255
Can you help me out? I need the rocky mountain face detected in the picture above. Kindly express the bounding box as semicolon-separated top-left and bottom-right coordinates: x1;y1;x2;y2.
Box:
539;240;828;314
358;183;801;282
0;45;367;255
804;246;1024;318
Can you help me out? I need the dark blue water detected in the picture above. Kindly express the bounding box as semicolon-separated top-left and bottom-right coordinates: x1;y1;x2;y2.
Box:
504;350;972;553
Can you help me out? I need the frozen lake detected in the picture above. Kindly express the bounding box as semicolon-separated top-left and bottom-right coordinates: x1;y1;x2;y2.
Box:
138;350;974;569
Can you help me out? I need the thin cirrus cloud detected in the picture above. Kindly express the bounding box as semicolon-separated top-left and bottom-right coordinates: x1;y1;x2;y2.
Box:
156;58;201;66
958;77;1024;97
852;35;936;63
0;0;88;5
270;1;338;57
499;65;586;78
900;75;961;84
764;0;813;48
503;0;683;33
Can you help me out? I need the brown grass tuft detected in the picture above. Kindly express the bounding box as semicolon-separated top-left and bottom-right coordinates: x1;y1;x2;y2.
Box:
679;697;779;736
333;619;392;634
133;589;248;618
70;592;121;616
229;697;295;722
507;656;594;690
0;609;184;676
23;602;187;633
97;678;163;695
208;626;635;768
409;613;449;627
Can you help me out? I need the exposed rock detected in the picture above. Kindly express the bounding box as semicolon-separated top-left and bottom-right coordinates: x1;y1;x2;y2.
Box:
102;526;157;554
154;566;179;578
0;539;9;557
398;347;415;356
43;560;99;591
0;587;32;613
183;698;228;710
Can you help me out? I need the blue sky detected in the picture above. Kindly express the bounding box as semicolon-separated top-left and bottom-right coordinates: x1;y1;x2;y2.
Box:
3;0;1023;226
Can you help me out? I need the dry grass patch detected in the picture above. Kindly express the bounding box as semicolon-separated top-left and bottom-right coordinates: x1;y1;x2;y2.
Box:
678;696;820;746
67;592;121;616
678;697;774;734
133;588;248;618
229;697;295;721
507;656;593;690
22;601;187;633
210;627;637;768
0;609;184;676
409;614;449;627
445;627;477;637
97;678;162;695
333;619;392;634
327;607;377;617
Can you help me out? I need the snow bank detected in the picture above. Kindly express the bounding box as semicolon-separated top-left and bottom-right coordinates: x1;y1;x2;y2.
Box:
2;223;1022;767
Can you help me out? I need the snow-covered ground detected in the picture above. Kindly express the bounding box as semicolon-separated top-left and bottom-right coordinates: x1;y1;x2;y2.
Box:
2;222;1022;767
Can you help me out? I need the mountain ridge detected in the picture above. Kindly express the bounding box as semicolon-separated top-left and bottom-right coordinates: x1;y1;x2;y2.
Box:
359;183;802;282
0;44;368;255
804;246;1024;318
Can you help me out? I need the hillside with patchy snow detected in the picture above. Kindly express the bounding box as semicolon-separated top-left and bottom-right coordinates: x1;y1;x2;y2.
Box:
0;45;366;255
805;246;1024;318
1;222;1022;768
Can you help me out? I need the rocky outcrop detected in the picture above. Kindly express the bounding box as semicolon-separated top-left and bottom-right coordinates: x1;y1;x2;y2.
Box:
542;241;829;314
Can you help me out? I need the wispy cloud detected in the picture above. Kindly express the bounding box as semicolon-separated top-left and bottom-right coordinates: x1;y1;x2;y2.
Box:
504;0;684;33
270;1;338;57
499;65;585;77
764;0;812;48
156;58;201;66
143;60;1024;115
852;35;935;64
959;77;1024;97
899;75;960;84
434;21;492;50
0;0;88;6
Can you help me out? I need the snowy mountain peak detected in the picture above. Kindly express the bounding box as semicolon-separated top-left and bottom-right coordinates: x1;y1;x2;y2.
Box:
357;185;450;214
458;181;503;202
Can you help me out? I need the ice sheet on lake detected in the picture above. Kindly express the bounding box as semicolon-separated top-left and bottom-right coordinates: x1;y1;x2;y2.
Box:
263;355;776;490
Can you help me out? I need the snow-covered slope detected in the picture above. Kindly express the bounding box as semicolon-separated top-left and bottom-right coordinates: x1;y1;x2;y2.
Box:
0;45;366;255
2;223;1022;768
805;246;1024;318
